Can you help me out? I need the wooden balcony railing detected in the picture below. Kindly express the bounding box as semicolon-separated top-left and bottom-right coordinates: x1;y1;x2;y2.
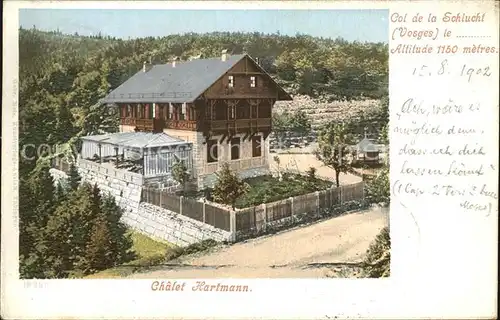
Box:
120;117;271;133
120;118;198;132
121;118;137;126
205;118;271;133
165;120;198;131
136;119;154;131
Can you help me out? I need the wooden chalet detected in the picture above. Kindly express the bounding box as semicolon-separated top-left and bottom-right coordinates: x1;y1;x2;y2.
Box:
101;51;293;144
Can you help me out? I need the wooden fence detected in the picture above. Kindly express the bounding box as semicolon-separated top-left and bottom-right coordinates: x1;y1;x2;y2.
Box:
141;181;365;236
141;188;231;232
235;182;365;234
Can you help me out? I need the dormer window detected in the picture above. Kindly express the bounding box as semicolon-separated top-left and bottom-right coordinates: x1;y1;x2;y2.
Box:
250;76;256;88
228;75;234;88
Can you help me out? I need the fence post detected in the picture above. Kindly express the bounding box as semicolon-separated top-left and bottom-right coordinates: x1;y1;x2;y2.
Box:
159;190;162;208
339;186;343;205
229;210;236;242
203;202;206;223
179;196;184;215
361;181;365;201
289;197;294;217
262;203;267;232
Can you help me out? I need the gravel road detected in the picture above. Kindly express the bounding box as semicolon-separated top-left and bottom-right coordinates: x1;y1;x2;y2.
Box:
130;206;389;279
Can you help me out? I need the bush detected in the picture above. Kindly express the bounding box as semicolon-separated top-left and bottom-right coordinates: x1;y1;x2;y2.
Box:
360;226;390;278
165;239;219;261
234;174;331;208
364;167;389;205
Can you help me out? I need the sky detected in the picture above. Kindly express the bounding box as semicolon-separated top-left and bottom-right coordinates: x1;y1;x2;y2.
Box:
19;9;388;43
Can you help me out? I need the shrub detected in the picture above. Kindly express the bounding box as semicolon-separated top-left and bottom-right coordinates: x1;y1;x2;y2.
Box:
164;239;218;261
171;158;190;194
212;163;250;209
364;167;389;205
234;174;331;208
360;226;390;278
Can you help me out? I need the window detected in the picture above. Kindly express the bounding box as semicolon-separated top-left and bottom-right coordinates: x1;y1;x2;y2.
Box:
205;104;213;120
180;103;186;120
207;139;218;163
251;104;258;118
189;105;195;120
231;137;241;160
250;76;256;88
228;75;234;88
137;104;143;118
168;103;173;120
162;104;168;120
252;136;262;157
126;104;132;117
145;104;153;119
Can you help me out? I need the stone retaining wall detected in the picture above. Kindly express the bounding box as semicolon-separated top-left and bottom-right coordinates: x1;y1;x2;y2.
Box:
125;203;231;246
49;166;231;247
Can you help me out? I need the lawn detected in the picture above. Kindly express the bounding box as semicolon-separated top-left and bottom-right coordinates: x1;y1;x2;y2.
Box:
85;231;173;279
234;173;332;208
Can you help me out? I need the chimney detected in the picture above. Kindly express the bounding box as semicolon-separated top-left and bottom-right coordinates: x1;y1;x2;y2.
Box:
221;49;228;62
143;61;153;73
172;56;180;68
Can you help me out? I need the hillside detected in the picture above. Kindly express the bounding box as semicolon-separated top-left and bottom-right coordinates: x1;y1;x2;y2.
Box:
275;95;383;132
18;28;388;175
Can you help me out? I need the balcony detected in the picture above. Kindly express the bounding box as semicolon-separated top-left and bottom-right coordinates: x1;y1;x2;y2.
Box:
120;118;198;132
205;118;271;133
165;120;198;131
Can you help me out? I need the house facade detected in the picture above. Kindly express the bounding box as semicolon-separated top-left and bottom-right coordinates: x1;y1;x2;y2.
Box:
101;51;292;189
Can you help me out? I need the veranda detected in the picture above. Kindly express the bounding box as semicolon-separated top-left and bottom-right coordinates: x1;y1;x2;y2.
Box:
79;132;193;180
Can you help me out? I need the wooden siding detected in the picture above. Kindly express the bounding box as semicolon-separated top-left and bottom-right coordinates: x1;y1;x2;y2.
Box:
203;56;279;99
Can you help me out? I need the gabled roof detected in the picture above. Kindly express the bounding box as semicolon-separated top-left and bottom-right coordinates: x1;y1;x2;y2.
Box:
81;132;190;149
101;53;291;104
356;138;379;152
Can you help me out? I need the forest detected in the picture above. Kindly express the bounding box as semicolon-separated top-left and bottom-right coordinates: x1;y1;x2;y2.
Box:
18;27;389;278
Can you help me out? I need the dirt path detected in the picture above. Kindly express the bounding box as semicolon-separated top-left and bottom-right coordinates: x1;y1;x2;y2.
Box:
130;207;388;278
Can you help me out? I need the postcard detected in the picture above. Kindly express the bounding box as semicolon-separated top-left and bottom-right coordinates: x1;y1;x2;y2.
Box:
1;1;498;319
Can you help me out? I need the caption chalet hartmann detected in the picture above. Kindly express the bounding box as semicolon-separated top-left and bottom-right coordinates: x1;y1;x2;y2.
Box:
151;281;251;292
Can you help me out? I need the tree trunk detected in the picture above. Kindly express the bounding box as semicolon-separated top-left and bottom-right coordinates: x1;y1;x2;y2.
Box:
335;170;340;188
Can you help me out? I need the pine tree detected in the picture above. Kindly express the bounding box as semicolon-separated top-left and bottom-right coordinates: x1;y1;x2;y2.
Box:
45;183;100;276
55;182;67;202
19;177;47;278
26;160;56;227
98;195;133;265
212;163;250;209
55;102;76;143
90;183;102;214
19;160;59;278
67;163;81;191
85;216;114;272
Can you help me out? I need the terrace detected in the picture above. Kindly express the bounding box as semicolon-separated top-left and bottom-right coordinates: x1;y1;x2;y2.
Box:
79;132;193;187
